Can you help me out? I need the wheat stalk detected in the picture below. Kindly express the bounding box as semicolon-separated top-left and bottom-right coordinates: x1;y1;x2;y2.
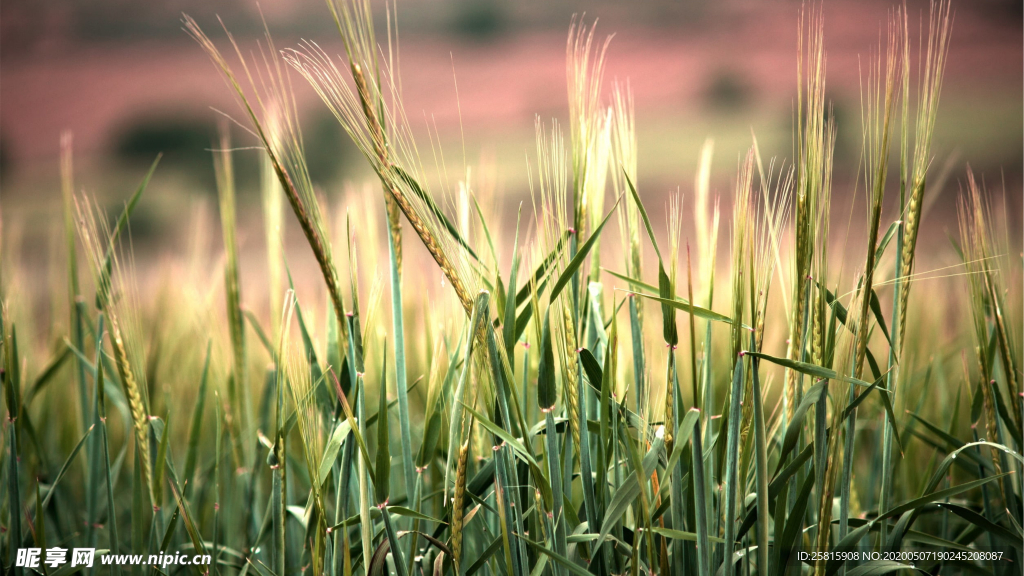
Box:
786;4;831;422
285;41;478;316
896;0;952;347
185;17;353;355
74;196;153;502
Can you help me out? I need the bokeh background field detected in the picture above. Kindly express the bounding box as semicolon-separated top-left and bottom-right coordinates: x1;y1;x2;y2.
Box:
3;0;1021;262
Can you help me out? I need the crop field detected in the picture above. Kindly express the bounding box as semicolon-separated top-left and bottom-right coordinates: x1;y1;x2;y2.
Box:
0;1;1021;576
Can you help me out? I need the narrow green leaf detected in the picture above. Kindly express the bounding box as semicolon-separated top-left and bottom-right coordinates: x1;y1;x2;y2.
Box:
869;289;892;346
318;420;352;487
168;476;208;561
418;407;443;471
183;341;211;492
658;265;678;345
514;231;570;308
6;386;22;553
504;206;523;364
876;379;904;455
471;193;499;266
650;527;725;545
922;442;1020;497
989;379;1023;446
332;373;376;487
379;507;409;576
41;425;94;509
151;415;170;507
131;443;146;575
622;171;663;262
544;409;568;576
96;155;161;308
388;506;446;524
885;473;1011;530
461;403;537;467
935;503;1023;549
691;412;712;576
907;413;991;472
391;166;478;261
537;311;556;410
157;505;181;562
385;215;416;505
750;356;770;575
622;289;735;325
445;291;489;492
596;427;666;549
776;466;815;573
245;310;276;360
578;348;602;391
375;349;391;504
521;538;592;576
873;220;900;264
746;351;874;388
24;345;72;406
466;536;504;576
549;196;622;302
722;356;744;576
34;481;47;557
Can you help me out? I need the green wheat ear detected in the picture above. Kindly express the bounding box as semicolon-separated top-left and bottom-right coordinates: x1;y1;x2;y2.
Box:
214;126;253;469
185;15;353;360
73;194;153;505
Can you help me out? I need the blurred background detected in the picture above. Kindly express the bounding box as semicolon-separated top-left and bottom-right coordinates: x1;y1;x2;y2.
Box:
2;0;1021;336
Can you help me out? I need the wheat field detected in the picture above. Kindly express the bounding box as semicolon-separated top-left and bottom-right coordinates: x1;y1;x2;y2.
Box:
1;1;1021;576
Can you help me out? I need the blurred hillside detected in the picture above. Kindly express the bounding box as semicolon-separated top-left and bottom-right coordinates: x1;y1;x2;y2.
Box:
2;0;1021;275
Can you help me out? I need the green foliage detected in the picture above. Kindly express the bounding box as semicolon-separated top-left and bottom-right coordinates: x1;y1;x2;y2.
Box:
113;115;215;179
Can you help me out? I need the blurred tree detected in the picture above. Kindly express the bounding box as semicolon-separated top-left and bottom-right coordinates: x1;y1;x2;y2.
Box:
704;68;751;111
304;111;360;187
0;134;12;180
113;114;217;185
451;0;507;41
